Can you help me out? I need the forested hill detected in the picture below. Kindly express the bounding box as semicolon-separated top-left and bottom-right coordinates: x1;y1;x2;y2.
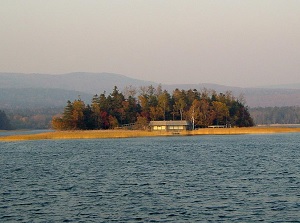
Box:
1;72;300;108
250;107;300;125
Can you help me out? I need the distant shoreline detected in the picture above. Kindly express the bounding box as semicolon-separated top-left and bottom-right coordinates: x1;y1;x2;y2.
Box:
1;127;300;141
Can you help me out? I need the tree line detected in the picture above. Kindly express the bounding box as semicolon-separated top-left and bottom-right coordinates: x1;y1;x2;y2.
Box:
249;106;300;125
4;107;62;129
52;85;254;130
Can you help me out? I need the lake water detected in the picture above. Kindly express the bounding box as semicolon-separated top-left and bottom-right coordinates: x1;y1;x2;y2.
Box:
1;134;300;222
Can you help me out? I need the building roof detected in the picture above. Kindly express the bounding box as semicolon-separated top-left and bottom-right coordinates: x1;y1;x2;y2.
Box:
149;120;191;126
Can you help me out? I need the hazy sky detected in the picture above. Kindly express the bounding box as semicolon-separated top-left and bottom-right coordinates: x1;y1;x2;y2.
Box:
1;0;299;87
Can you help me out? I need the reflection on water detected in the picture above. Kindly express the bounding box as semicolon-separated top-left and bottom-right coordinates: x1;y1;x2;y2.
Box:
1;134;300;222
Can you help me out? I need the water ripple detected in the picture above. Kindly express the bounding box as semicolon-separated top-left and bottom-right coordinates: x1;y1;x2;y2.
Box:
1;134;300;222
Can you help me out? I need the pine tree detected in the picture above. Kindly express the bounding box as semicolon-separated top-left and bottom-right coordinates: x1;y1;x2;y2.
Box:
62;100;74;129
0;110;12;130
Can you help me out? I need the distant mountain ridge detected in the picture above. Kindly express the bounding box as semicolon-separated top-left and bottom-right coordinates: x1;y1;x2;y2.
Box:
1;72;300;108
0;72;156;94
0;88;92;109
259;83;300;89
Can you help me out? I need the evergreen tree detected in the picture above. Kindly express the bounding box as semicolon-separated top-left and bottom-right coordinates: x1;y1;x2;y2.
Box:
83;105;95;130
51;85;254;130
62;100;74;129
91;94;102;129
0;110;12;130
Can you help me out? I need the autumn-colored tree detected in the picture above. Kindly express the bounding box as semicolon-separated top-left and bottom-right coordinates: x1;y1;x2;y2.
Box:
52;85;254;130
135;115;149;130
149;106;164;121
212;101;229;125
108;115;119;129
199;99;212;127
157;90;171;120
100;111;109;129
188;99;213;128
72;99;86;129
172;89;187;120
51;116;64;130
173;98;187;120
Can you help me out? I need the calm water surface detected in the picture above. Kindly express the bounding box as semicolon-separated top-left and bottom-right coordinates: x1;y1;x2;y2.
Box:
1;134;300;222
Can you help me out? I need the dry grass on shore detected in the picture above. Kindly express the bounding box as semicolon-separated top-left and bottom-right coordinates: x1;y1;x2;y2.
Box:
0;130;167;141
0;127;300;141
191;127;300;135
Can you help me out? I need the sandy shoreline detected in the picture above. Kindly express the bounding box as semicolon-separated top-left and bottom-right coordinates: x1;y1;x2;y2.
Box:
0;127;300;141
